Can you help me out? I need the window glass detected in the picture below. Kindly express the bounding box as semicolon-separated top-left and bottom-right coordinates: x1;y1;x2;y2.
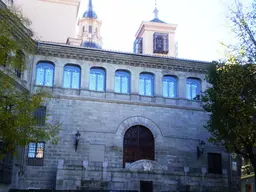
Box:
208;153;222;174
146;79;152;96
90;68;105;91
63;65;80;89
115;76;121;93
63;71;71;88
163;76;177;98
89;73;96;90
28;143;36;158
115;71;130;94
186;78;201;100
140;73;154;96
98;74;104;91
36;143;44;158
139;79;144;95
36;62;54;86
36;67;44;85
122;77;128;93
72;71;80;89
27;142;45;166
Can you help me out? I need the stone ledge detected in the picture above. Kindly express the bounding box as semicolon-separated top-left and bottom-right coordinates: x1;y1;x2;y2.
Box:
34;86;204;111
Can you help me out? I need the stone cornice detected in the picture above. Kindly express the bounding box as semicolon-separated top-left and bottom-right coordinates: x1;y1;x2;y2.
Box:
37;41;212;73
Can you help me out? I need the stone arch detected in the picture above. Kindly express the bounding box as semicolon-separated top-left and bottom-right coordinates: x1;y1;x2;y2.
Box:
116;116;163;138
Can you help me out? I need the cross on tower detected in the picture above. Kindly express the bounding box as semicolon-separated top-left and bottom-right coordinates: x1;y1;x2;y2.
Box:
153;0;159;19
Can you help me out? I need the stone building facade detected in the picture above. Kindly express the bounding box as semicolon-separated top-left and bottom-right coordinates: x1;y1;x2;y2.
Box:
6;42;238;192
0;0;241;191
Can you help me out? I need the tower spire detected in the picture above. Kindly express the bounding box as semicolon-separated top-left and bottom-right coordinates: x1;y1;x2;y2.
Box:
88;0;92;9
153;0;159;19
82;0;98;19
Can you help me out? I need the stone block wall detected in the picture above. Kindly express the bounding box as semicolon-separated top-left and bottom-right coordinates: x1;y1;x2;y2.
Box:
14;97;233;191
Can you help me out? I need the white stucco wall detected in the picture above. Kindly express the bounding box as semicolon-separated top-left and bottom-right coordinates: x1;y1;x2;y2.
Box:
13;0;80;42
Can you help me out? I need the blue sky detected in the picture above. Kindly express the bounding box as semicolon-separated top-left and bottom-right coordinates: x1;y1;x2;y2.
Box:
78;0;250;62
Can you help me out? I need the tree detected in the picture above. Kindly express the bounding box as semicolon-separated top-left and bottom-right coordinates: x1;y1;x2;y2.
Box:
0;4;60;157
227;0;256;62
203;59;256;190
203;0;256;190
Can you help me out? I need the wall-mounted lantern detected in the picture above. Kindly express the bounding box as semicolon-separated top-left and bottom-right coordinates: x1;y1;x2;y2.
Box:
197;140;205;160
75;131;81;151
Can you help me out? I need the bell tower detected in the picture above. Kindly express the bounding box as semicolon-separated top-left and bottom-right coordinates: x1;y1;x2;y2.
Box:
76;0;102;48
134;0;177;57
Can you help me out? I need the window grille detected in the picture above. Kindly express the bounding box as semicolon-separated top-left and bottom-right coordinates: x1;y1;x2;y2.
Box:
34;106;46;126
27;142;45;166
153;32;169;54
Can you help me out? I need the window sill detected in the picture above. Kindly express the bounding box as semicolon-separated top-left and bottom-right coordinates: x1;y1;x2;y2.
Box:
35;85;53;87
139;94;155;98
163;96;178;99
63;87;80;90
89;90;106;93
115;92;130;95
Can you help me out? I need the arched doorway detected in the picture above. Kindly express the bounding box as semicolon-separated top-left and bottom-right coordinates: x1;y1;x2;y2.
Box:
123;125;154;168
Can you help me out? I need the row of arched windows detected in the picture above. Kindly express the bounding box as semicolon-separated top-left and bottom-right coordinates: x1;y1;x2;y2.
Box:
36;62;201;100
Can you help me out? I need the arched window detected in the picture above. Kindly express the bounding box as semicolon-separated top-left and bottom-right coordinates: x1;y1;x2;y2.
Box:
186;78;201;100
123;126;154;168
115;70;130;94
36;62;54;86
89;67;106;91
139;73;154;96
163;75;177;98
89;25;92;33
63;65;81;89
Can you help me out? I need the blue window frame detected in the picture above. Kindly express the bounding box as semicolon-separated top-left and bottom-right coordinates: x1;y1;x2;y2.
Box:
163;75;177;98
186;78;201;100
139;73;154;96
89;68;106;91
115;70;130;94
63;65;81;89
36;62;54;86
